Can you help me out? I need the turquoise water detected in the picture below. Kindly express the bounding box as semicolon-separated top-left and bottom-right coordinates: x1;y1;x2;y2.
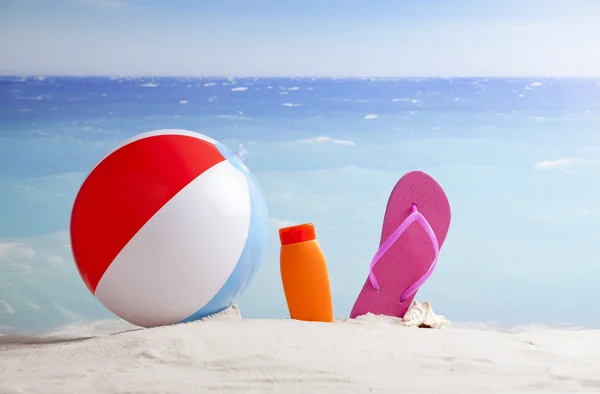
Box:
1;76;600;333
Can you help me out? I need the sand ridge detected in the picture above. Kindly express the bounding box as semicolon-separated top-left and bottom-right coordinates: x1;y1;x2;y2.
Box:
1;308;599;393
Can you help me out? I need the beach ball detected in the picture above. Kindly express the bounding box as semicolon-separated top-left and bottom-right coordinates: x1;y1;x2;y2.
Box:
69;129;268;328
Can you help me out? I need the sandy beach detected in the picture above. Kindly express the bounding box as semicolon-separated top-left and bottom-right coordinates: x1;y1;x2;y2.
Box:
1;306;599;394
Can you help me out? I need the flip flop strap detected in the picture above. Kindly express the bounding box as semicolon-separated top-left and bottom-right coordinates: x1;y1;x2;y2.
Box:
368;203;440;303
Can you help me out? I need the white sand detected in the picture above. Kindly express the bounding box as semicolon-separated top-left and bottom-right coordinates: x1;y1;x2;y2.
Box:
1;306;599;394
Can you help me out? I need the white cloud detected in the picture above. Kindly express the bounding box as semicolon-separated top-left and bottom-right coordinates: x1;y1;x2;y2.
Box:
392;98;420;104
231;87;248;92
43;254;67;267
23;299;42;311
0;242;36;261
269;217;296;228
267;192;294;201
534;158;583;170
287;136;356;147
364;114;378;120
0;300;15;314
0;243;16;259
282;103;301;107
0;232;72;275
53;302;85;321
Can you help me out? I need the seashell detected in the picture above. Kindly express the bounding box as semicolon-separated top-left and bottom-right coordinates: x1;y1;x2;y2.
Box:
402;300;451;329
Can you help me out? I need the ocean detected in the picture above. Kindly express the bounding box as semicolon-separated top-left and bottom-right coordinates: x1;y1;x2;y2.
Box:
1;76;600;334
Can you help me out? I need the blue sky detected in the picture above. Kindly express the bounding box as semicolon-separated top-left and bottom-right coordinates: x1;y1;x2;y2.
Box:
1;0;599;76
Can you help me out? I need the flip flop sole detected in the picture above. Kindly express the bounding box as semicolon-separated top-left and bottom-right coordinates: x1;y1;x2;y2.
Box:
349;170;451;319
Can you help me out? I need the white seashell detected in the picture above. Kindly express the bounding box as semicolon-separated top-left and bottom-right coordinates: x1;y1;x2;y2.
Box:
401;300;428;327
402;300;451;329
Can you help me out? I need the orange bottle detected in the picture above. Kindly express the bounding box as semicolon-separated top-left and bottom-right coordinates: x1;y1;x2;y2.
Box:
279;223;334;323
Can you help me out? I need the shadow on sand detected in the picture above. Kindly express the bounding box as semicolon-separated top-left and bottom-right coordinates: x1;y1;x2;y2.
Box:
0;328;143;348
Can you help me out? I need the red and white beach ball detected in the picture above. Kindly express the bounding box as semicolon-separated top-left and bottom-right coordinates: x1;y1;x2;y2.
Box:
69;129;268;328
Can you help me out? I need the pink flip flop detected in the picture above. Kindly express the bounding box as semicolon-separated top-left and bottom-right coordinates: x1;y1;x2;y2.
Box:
349;170;451;319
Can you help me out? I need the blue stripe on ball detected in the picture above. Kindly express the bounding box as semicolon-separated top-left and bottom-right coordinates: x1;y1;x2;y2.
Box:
177;143;269;323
